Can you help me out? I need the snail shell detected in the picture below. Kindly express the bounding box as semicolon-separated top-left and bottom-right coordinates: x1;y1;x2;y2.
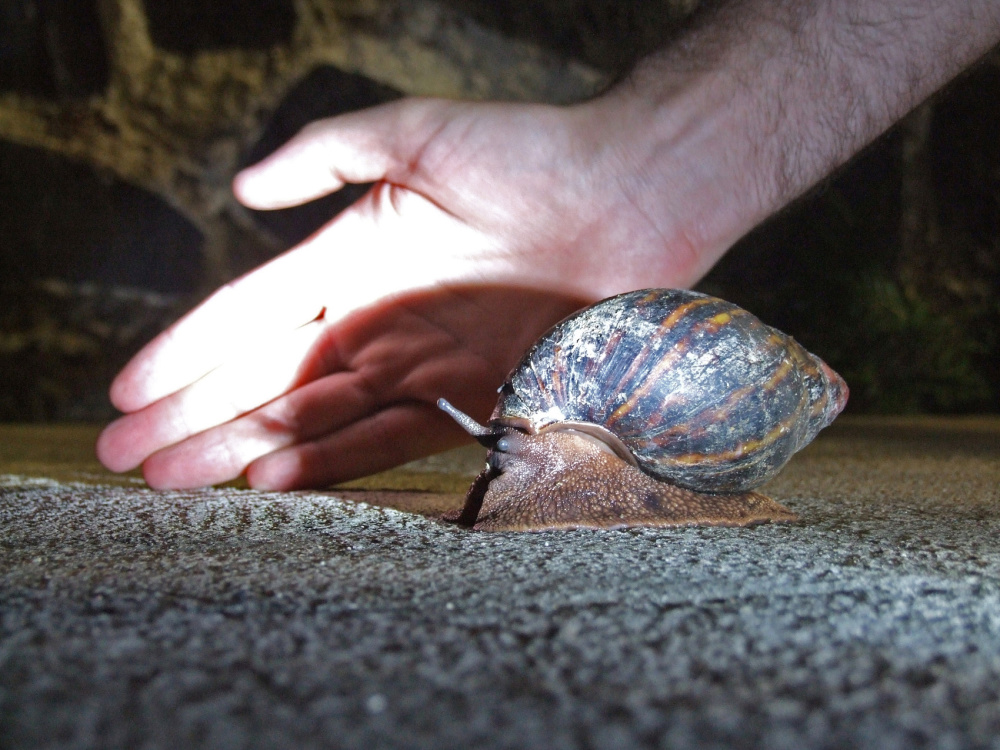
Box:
439;289;848;532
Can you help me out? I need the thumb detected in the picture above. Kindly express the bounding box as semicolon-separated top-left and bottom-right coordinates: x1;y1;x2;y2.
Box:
233;97;448;210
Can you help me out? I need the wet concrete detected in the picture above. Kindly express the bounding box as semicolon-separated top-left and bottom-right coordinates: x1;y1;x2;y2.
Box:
1;417;999;749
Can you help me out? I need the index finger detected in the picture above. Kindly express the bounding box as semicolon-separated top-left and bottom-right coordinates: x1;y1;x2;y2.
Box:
109;241;331;412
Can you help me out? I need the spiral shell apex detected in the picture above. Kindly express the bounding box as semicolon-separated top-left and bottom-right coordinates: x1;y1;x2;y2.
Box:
439;289;848;531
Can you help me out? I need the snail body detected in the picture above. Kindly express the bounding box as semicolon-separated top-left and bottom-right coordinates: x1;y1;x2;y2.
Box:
439;289;848;532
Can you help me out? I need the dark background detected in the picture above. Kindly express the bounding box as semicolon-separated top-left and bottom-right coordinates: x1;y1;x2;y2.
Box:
1;0;998;420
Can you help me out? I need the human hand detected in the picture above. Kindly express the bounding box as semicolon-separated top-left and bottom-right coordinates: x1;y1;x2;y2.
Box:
102;0;1000;491
96;97;723;490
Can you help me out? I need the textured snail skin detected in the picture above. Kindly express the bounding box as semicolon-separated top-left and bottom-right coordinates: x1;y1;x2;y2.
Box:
440;289;847;532
449;431;798;532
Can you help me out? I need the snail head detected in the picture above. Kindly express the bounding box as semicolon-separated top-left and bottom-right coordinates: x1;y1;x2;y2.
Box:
436;398;530;473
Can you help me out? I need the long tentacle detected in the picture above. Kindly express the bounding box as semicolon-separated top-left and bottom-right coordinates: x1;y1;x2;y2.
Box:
437;398;501;448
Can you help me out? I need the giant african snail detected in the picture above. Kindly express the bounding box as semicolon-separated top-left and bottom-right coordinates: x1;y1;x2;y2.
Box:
438;289;848;532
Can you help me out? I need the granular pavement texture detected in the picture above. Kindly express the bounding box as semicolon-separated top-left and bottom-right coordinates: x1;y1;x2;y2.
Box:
1;417;999;749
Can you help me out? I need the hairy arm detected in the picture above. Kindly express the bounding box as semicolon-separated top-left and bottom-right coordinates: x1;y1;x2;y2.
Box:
599;0;1000;282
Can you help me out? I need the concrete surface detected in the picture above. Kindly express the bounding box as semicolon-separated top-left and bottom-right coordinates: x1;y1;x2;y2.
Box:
1;417;999;749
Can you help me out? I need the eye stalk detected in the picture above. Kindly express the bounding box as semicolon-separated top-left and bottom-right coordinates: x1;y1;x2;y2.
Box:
436;398;504;449
437;397;518;527
438;399;531;479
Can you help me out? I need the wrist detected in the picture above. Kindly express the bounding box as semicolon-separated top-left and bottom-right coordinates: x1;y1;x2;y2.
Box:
576;66;774;287
578;0;1000;288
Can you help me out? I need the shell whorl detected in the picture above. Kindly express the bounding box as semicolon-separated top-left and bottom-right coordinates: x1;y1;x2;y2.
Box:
491;289;848;493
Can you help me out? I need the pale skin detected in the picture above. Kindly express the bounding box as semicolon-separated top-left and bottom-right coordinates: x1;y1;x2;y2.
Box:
97;0;1000;490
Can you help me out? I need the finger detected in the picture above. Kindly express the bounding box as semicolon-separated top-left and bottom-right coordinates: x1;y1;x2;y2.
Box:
234;98;449;209
109;266;329;412
110;186;488;413
137;367;383;489
245;402;471;491
99;317;338;472
134;300;495;490
109;209;358;412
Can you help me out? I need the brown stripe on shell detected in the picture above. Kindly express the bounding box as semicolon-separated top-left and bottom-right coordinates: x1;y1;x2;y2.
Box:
632;318;816;489
605;303;748;430
643;357;796;444
604;340;688;427
655;294;719;336
525;355;555;417
670;424;795;465
663;385;809;468
548;344;566;412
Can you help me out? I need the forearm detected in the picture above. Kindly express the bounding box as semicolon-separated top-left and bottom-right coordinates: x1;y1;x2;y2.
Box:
589;0;1000;284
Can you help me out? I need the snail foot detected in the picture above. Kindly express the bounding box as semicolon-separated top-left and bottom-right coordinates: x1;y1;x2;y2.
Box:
466;432;799;532
473;486;798;532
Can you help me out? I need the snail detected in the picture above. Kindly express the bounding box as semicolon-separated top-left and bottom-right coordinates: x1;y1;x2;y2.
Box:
437;289;848;532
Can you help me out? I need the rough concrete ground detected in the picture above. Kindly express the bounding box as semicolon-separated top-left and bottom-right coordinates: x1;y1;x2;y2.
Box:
1;418;999;749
